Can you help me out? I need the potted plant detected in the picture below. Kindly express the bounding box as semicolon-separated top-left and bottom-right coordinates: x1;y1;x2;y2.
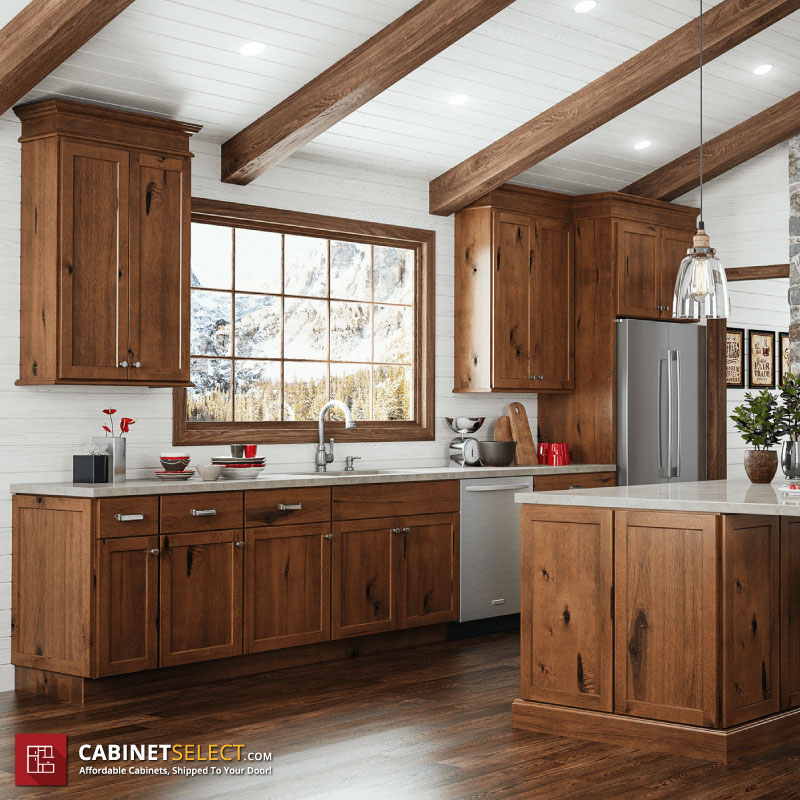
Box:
780;372;800;478
730;389;786;483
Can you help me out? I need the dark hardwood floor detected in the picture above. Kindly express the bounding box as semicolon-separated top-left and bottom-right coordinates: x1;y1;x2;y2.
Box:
3;632;800;799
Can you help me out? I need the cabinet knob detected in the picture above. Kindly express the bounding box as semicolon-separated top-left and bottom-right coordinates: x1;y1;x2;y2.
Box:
149;548;160;556
119;360;128;368
133;361;141;368
324;533;333;540
392;527;402;534
530;375;537;381
402;527;412;534
235;540;245;548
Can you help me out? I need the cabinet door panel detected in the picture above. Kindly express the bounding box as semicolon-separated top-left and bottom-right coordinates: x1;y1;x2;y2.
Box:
332;520;396;639
159;530;243;666
531;218;574;390
781;517;800;709
722;515;779;726
96;536;158;676
245;523;330;653
60;141;129;380
659;228;694;319
617;221;659;319
615;511;718;727
521;506;613;711
399;514;458;628
492;212;533;389
128;153;189;382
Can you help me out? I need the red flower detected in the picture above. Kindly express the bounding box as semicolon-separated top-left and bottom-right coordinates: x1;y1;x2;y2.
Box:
120;418;136;434
103;425;112;433
102;408;117;416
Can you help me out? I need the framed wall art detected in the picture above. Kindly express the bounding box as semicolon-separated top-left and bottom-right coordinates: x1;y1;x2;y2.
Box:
780;332;791;385
749;329;776;389
726;327;745;388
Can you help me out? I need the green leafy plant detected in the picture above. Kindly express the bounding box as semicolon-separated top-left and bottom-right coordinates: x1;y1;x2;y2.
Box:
730;389;786;449
780;373;800;441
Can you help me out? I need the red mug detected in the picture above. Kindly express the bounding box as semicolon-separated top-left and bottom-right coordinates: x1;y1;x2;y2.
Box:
547;449;565;467
537;442;551;465
244;445;258;458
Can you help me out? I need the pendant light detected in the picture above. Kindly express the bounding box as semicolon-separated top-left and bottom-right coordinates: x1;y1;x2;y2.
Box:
672;0;730;320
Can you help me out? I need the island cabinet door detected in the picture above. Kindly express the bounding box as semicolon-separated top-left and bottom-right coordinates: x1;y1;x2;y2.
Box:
722;515;780;726
159;530;243;667
781;518;800;710
331;519;397;639
520;506;614;712
244;523;331;653
614;511;719;727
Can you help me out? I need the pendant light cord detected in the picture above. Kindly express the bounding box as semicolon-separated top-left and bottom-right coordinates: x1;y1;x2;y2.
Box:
699;0;704;227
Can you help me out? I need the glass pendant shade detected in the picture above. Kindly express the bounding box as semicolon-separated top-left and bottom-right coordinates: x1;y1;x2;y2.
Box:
672;228;730;319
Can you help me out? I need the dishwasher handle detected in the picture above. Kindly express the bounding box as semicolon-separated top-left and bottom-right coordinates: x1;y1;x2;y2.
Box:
463;483;531;492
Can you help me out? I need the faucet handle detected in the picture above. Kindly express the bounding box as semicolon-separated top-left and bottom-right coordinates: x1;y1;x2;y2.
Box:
326;437;335;464
345;456;362;471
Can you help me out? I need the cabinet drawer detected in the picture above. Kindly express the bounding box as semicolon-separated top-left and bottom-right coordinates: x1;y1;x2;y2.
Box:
333;481;459;521
97;497;159;538
533;472;616;492
245;487;330;527
160;492;243;533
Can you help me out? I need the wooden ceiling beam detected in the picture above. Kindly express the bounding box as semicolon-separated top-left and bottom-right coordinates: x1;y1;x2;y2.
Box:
0;0;135;116
622;92;800;201
428;0;800;216
221;0;514;185
726;264;790;281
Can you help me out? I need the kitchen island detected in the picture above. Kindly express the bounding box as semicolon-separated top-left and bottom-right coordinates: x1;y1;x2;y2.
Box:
513;478;800;763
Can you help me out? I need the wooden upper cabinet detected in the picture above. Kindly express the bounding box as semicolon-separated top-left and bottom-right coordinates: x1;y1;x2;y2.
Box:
60;141;130;382
14;98;200;386
614;510;719;728
617;220;659;318
617;221;694;321
453;187;574;393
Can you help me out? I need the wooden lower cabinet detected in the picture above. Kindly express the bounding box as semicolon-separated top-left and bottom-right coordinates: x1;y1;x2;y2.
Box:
95;535;159;676
159;530;243;667
245;523;331;653
520;506;614;711
781;517;800;710
331;519;397;639
398;514;459;628
722;515;779;726
615;511;719;727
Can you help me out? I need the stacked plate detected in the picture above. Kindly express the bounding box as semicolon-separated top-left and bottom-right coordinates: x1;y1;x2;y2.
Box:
211;455;266;480
155;469;195;481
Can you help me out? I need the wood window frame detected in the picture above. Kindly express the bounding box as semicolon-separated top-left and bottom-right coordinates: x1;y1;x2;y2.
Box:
172;197;435;445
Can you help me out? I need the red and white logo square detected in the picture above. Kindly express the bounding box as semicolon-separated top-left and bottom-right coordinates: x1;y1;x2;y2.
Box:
15;734;67;786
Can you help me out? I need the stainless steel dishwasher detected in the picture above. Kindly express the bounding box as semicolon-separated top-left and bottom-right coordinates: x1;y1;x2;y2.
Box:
459;475;533;621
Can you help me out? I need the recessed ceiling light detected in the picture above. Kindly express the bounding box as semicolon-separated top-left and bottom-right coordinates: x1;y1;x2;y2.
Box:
574;1;597;12
753;63;773;75
448;94;469;106
634;140;652;150
238;41;266;57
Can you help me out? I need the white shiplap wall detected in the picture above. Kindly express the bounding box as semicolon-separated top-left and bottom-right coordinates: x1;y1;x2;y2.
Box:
677;142;791;479
0;113;535;690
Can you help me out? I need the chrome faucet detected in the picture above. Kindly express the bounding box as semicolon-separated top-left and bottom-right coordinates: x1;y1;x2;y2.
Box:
316;400;356;472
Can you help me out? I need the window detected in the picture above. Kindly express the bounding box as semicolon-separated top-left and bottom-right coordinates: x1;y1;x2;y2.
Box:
173;198;435;445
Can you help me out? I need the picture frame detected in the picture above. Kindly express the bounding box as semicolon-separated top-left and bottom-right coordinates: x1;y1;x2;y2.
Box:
725;327;745;388
779;331;791;385
748;329;776;389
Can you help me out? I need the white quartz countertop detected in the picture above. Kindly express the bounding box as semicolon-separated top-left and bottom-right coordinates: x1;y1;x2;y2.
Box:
515;478;800;516
10;464;615;498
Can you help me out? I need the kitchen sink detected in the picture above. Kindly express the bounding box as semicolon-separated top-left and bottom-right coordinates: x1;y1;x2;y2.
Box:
285;469;407;476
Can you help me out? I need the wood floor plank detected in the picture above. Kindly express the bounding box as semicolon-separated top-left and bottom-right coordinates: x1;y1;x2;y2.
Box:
3;632;800;798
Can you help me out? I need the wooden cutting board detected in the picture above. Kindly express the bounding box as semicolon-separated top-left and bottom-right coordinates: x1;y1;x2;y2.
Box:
508;402;536;465
493;416;518;464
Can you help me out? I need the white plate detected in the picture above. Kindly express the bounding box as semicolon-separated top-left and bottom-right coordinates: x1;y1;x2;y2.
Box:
222;466;264;480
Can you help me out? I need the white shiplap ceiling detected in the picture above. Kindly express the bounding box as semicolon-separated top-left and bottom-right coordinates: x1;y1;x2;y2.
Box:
10;0;800;197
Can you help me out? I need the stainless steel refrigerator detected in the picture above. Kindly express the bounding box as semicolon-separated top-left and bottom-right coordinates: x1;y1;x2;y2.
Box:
617;318;706;486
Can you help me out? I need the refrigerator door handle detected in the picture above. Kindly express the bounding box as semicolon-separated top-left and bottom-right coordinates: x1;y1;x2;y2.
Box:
672;350;681;478
658;353;670;478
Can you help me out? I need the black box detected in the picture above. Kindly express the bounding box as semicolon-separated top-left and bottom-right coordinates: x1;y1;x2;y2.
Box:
73;454;108;483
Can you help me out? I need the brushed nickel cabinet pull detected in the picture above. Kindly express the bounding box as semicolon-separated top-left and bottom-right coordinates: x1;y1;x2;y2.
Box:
190;508;217;517
402;527;411;534
119;360;128;368
278;503;302;511
235;540;245;548
392;528;402;534
115;513;144;522
149;548;160;556
324;533;333;540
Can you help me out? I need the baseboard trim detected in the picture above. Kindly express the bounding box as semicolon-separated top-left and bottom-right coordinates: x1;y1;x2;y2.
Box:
512;699;800;763
13;625;448;704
